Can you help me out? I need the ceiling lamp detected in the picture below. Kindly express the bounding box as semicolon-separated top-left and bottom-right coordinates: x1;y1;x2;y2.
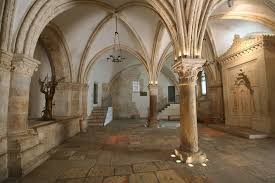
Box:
107;14;125;63
228;0;233;7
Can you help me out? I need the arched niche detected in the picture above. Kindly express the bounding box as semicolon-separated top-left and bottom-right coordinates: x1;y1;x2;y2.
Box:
28;23;73;119
29;41;52;119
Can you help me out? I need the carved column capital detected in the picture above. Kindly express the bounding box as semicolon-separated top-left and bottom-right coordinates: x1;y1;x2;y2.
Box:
172;58;205;85
148;84;158;95
0;50;13;71
11;54;40;76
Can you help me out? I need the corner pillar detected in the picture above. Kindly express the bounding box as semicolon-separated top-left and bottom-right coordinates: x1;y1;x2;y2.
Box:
7;54;42;178
0;50;13;181
7;54;40;135
172;58;207;164
146;84;159;128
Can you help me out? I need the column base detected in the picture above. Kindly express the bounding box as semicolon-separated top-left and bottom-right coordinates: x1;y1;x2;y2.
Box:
145;120;160;128
174;148;207;164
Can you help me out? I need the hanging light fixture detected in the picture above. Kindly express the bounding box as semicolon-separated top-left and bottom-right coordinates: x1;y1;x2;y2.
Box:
107;14;126;63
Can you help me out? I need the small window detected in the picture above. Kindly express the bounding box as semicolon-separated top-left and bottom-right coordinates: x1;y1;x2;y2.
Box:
201;71;207;96
93;83;98;104
132;81;140;92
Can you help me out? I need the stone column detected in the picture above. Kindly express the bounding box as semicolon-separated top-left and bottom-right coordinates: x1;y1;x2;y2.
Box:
172;58;207;164
54;82;72;117
146;84;159;128
80;84;88;133
7;54;40;135
0;50;12;181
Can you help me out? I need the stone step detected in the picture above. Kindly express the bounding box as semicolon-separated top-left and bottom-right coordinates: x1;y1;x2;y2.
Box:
88;122;104;126
91;113;106;116
158;104;180;118
88;107;108;127
92;111;107;114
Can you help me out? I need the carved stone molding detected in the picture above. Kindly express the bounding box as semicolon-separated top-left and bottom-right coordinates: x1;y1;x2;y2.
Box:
11;54;40;76
57;82;88;91
172;58;205;85
148;84;158;96
0;50;12;71
218;34;275;65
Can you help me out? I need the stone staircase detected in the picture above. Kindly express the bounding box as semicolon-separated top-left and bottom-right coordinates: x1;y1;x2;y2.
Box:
87;107;108;126
158;103;180;120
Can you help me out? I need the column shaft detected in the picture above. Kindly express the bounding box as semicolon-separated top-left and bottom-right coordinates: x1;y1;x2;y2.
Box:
7;54;40;135
179;83;198;153
172;58;207;164
147;84;159;127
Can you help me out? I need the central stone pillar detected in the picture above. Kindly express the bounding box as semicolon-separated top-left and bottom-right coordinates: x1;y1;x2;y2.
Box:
146;84;159;128
172;58;207;164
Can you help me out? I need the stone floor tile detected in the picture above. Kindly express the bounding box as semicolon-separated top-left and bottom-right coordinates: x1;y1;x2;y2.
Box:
129;172;159;183
266;177;275;183
132;162;158;173
115;165;133;176
60;168;89;179
102;176;128;183
6;120;275;183
85;176;103;183
55;178;86;183
69;155;86;161
156;170;186;183
88;167;114;177
154;161;171;170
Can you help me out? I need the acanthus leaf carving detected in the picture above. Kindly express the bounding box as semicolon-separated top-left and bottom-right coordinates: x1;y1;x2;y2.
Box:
11;54;40;76
172;58;205;85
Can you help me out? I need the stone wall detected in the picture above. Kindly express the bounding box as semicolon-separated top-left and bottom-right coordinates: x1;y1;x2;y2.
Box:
219;35;275;134
197;69;224;123
87;61;174;119
110;65;173;119
0;51;11;182
33;117;81;154
7;116;82;178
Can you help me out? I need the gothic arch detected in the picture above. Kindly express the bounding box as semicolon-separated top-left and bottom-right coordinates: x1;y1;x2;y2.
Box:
14;0;177;58
83;45;149;83
39;23;72;82
77;14;149;82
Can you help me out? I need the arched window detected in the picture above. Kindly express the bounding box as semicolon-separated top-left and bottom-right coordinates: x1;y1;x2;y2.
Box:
201;70;207;96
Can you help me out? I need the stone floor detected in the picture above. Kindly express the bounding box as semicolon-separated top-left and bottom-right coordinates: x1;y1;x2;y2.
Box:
4;120;275;183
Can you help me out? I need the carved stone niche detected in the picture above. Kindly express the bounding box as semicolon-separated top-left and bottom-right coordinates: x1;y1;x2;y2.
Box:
218;34;275;134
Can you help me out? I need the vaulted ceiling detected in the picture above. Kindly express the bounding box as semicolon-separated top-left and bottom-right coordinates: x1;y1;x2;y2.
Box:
8;0;275;82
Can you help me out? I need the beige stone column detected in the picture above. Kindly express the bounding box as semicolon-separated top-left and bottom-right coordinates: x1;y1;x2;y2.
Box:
172;58;207;164
7;54;40;135
146;84;159;128
54;82;73;117
0;50;12;181
80;84;88;132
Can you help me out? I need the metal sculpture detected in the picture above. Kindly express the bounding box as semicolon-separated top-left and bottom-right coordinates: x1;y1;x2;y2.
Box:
39;75;64;120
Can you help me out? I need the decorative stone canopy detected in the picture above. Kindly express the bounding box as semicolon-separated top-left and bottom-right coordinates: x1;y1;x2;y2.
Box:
218;34;275;64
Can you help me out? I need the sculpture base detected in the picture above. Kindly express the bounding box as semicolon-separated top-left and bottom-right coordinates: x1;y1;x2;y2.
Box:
174;148;207;164
145;120;160;128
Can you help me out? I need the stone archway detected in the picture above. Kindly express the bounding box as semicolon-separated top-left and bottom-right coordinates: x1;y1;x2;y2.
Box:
28;22;73;119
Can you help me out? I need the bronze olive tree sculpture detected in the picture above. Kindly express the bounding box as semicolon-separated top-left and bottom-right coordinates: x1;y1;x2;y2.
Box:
39;75;64;120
